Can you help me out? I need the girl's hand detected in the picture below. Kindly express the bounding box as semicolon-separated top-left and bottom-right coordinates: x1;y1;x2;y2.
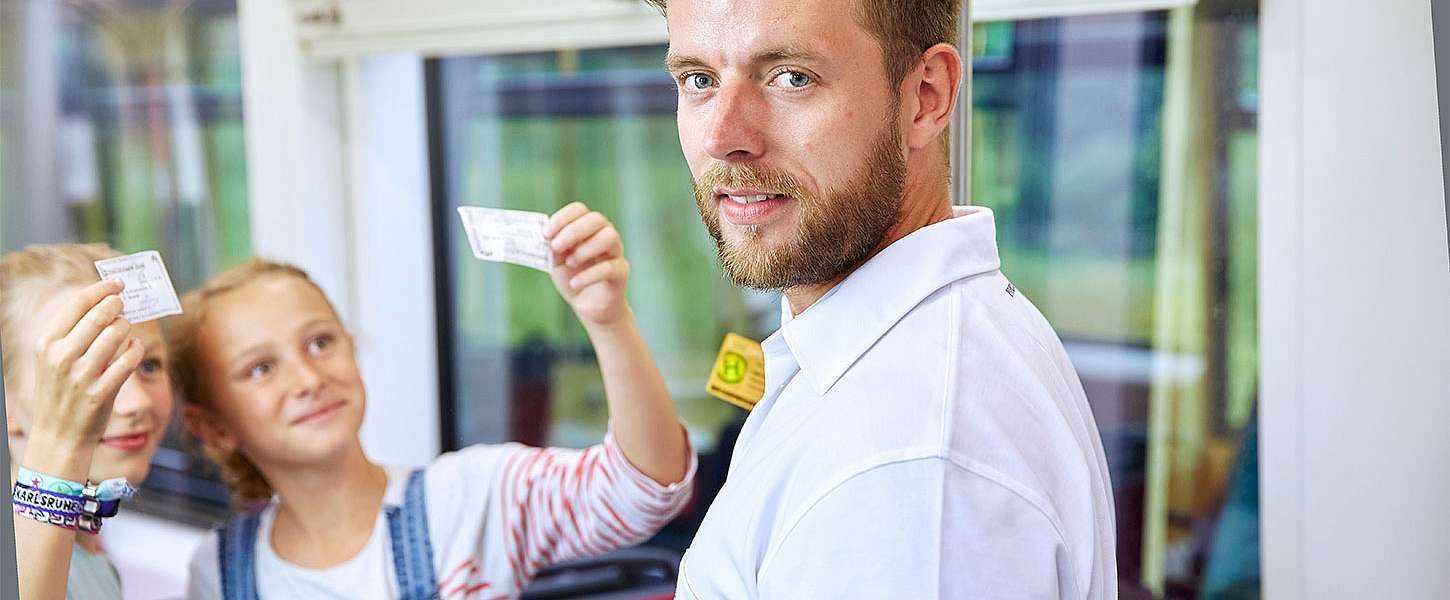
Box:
24;279;145;478
544;203;633;327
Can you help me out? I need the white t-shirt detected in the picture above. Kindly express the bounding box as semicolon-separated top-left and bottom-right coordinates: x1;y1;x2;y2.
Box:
189;434;694;599
677;207;1118;599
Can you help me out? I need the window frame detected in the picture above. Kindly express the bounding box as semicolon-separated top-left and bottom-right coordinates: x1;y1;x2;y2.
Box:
237;0;1450;597
240;0;1208;553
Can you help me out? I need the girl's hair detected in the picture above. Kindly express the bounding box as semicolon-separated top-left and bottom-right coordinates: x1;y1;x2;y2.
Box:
168;258;338;508
0;243;122;388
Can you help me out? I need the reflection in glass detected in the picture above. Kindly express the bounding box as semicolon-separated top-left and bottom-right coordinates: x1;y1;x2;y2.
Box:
971;7;1259;597
430;47;768;548
1;0;249;520
433;4;1261;596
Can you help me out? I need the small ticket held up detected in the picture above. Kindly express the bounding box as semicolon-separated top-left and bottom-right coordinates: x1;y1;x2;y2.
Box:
93;251;183;324
457;206;553;272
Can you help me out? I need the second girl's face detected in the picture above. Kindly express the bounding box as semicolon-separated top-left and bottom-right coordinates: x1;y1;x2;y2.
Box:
197;274;367;469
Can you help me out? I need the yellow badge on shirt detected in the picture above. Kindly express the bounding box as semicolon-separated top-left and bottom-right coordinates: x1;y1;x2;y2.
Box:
706;333;766;411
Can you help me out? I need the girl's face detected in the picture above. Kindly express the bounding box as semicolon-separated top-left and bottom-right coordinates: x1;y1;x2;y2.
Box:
194;275;367;471
8;290;174;485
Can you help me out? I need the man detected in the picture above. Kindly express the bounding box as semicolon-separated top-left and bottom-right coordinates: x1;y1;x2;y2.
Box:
652;0;1117;597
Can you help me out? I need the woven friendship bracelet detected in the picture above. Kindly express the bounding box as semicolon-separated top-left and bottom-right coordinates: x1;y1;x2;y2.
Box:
13;499;81;531
13;466;132;533
12;498;104;534
16;467;136;502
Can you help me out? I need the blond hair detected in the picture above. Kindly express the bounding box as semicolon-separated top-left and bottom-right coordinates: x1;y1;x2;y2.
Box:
0;244;122;389
168;258;338;508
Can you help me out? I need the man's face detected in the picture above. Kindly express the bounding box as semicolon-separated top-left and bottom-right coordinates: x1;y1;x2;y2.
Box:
667;0;908;290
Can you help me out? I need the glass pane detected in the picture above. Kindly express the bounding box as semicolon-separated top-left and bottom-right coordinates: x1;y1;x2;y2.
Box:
432;46;770;548
0;0;248;518
971;7;1259;598
433;3;1259;597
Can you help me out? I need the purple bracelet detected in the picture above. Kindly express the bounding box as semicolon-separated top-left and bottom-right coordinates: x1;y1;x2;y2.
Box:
12;498;102;534
12;482;84;514
13;500;80;530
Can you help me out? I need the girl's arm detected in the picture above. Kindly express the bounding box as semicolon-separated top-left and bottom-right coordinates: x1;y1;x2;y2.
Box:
14;280;144;600
543;202;690;485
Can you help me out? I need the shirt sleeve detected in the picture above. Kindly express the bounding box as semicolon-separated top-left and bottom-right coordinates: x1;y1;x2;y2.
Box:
494;429;697;587
185;530;223;600
757;457;1079;599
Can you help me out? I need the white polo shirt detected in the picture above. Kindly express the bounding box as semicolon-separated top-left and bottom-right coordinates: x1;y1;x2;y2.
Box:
676;206;1117;599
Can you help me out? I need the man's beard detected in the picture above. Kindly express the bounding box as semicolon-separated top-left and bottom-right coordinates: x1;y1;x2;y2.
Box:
693;120;907;291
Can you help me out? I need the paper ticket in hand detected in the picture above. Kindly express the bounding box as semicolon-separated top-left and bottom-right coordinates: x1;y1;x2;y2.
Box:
93;251;183;324
457;206;553;272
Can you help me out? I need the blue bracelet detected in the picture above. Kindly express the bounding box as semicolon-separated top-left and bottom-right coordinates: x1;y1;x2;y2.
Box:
16;467;135;502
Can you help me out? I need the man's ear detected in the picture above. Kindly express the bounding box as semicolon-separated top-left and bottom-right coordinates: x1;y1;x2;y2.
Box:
904;43;964;151
182;404;236;453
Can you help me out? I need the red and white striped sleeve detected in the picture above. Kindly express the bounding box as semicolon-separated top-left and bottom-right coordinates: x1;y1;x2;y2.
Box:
495;431;696;588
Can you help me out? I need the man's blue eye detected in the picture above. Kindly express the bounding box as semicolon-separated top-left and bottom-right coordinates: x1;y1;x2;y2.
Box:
687;73;715;90
774;71;812;89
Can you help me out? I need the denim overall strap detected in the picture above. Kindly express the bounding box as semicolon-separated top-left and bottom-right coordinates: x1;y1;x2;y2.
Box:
386;468;438;600
217;511;262;600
